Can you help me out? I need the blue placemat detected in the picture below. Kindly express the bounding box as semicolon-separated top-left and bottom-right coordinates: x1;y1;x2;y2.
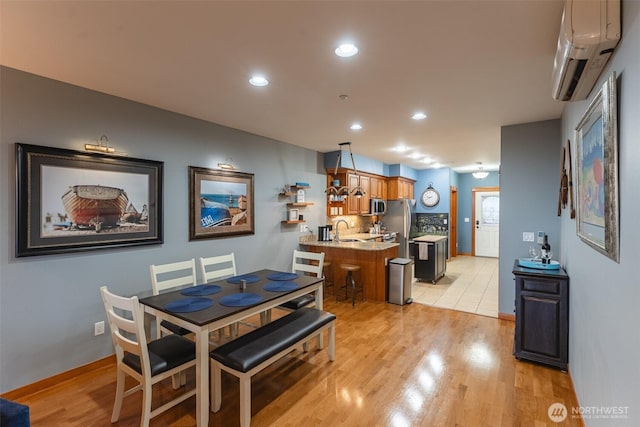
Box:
219;293;263;307
266;271;299;281
164;297;213;313
180;284;222;296
263;281;299;292
226;274;260;284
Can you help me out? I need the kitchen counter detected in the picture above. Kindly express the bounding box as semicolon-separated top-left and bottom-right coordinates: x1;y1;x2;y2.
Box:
302;239;398;251
300;239;399;302
412;235;447;243
347;232;387;241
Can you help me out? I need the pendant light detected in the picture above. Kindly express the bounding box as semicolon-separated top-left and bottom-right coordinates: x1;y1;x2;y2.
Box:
325;142;366;197
472;162;489;180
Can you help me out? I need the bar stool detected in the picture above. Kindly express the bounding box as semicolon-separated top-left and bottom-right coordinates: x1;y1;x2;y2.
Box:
339;263;364;307
323;261;334;295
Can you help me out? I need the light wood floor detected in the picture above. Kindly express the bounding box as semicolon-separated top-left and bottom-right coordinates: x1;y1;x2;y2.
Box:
5;297;583;426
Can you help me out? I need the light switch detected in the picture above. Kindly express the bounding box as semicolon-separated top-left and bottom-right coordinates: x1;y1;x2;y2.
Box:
464;218;470;223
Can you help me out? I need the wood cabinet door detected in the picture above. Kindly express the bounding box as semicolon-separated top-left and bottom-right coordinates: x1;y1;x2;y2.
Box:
347;174;360;214
369;177;379;198
359;176;371;214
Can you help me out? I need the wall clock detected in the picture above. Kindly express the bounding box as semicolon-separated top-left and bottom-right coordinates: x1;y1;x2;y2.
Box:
421;183;440;207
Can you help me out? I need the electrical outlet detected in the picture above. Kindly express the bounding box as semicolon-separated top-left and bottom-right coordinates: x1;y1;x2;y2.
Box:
94;321;105;336
523;232;535;242
537;231;545;244
300;224;310;232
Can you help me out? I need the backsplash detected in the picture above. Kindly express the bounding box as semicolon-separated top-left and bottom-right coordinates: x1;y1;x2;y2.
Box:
413;213;448;236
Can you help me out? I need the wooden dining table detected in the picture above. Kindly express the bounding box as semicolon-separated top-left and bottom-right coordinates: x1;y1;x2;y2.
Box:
138;269;324;427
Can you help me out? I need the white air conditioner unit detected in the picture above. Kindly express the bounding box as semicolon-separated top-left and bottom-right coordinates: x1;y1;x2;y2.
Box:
552;0;620;101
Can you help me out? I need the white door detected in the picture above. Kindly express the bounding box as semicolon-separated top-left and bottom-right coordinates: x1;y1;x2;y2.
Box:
474;191;500;257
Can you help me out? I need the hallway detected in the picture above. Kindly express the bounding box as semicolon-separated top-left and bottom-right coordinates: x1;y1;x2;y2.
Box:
411;255;499;318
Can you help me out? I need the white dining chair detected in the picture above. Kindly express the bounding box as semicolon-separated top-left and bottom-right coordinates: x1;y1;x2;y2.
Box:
149;259;197;338
100;286;196;427
263;250;325;324
198;253;237;283
198;253;239;337
281;250;325;311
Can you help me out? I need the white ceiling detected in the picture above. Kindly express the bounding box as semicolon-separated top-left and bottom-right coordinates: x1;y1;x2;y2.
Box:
1;0;566;172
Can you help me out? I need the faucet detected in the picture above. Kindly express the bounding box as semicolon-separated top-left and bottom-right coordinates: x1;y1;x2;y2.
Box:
334;219;349;242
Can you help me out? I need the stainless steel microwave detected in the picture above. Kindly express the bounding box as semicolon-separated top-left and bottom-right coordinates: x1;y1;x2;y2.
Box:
370;198;386;215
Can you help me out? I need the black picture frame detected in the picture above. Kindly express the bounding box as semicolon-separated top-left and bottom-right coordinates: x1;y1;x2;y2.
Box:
16;143;163;257
189;166;254;240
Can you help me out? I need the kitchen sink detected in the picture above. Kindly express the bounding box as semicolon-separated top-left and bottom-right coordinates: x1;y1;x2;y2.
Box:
337;238;368;243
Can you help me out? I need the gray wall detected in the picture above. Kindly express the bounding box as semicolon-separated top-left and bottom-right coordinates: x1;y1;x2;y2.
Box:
0;67;326;392
558;0;640;423
499;120;561;316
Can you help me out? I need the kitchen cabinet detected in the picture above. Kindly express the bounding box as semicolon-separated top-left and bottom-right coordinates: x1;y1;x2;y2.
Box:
347;174;370;214
369;176;387;199
279;185;313;224
513;261;569;370
411;236;447;283
387;177;415;200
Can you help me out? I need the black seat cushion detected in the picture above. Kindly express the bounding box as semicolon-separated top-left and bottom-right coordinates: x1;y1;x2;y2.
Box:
278;294;315;310
123;334;195;376
160;320;191;336
210;307;335;373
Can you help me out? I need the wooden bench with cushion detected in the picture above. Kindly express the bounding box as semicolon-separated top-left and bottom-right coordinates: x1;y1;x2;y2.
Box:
209;307;336;427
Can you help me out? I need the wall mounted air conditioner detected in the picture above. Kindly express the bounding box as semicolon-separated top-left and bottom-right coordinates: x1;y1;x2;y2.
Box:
552;0;620;101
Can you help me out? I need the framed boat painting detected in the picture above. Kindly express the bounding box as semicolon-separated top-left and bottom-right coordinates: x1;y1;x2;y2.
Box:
189;166;255;240
575;71;619;263
16;143;163;257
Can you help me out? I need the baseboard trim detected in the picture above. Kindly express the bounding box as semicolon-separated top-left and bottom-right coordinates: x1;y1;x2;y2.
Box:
1;355;115;400
498;312;515;322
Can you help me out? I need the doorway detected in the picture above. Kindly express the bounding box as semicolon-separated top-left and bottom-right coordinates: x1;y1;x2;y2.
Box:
449;185;457;258
472;187;500;258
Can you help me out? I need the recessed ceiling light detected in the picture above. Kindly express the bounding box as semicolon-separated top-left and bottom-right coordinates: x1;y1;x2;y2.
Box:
421;157;433;164
335;43;359;58
409;152;422;160
412;112;427;120
394;144;409;153
350;123;363;131
249;75;269;87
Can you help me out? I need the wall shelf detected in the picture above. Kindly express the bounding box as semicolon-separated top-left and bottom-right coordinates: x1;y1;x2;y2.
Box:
280;184;311;226
279;185;310;197
286;202;314;207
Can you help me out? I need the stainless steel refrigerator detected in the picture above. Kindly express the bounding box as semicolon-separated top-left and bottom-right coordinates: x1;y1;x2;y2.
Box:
383;199;416;258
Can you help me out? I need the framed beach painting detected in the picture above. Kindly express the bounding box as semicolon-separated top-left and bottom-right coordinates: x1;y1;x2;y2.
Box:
575;71;619;263
189;166;254;240
16;143;163;257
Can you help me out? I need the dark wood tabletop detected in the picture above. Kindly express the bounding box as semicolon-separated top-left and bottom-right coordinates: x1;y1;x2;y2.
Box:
138;269;322;326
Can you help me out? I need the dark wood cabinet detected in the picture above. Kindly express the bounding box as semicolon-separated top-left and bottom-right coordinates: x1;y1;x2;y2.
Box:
513;260;569;370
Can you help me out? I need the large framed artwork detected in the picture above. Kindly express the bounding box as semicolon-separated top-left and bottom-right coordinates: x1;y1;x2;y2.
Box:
189;166;254;240
575;71;619;263
16;143;163;257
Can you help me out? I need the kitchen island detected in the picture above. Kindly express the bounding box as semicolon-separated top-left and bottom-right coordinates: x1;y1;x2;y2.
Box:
411;235;447;283
300;239;399;302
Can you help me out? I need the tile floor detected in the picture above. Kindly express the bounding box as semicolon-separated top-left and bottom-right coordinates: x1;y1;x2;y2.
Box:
411;255;499;318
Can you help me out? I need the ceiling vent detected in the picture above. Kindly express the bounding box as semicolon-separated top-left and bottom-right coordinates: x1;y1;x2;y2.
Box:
551;0;620;101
